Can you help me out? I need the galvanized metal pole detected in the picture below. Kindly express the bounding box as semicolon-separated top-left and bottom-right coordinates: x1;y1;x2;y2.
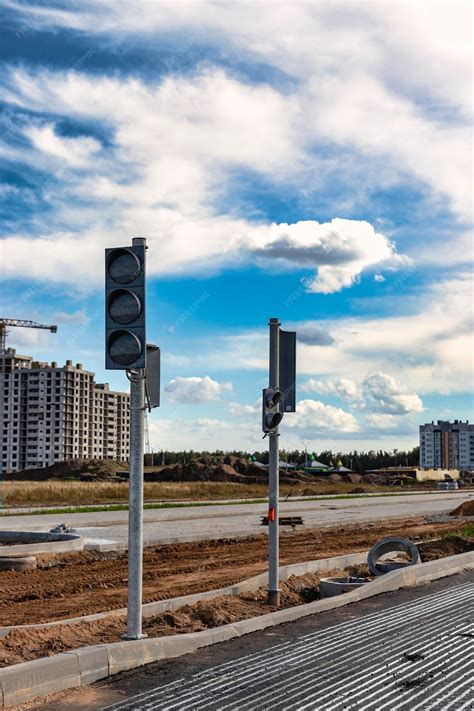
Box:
124;371;146;639
268;317;280;607
124;236;147;640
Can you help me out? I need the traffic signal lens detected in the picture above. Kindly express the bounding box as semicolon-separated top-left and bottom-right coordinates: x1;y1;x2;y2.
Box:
108;289;142;325
265;390;281;409
265;412;283;430
107;330;142;366
108;249;141;284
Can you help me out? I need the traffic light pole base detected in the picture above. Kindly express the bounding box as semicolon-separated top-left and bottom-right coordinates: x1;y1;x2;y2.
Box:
267;590;280;607
122;633;148;641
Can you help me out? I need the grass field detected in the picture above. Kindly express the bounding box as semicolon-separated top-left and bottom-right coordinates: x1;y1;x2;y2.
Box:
0;479;410;508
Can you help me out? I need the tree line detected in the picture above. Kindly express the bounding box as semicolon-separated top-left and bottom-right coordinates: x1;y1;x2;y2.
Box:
146;447;420;473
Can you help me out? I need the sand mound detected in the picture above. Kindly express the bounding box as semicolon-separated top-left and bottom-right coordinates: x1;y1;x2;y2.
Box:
450;500;474;517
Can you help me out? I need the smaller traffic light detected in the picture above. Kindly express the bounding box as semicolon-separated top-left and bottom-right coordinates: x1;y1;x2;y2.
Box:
105;242;146;370
262;387;283;433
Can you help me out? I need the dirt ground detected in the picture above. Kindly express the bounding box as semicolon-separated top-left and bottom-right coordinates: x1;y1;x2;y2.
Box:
0;532;472;668
0;517;471;630
450;499;474;517
0;572;325;667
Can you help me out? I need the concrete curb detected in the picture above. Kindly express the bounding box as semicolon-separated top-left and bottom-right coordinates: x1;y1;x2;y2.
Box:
0;550;368;637
0;551;472;708
83;528;266;552
0;530;83;557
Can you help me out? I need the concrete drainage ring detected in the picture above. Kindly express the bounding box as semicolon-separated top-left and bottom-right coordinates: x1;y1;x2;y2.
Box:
368;536;420;576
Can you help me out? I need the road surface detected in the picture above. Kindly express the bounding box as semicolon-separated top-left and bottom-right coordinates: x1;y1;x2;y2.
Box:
35;570;474;710
1;491;472;549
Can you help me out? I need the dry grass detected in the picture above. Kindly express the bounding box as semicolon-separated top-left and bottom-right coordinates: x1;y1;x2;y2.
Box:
0;479;400;508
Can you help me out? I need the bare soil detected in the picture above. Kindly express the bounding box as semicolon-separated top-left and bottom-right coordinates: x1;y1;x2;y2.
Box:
0;532;471;669
450;500;474;517
0;572;324;667
0;518;471;630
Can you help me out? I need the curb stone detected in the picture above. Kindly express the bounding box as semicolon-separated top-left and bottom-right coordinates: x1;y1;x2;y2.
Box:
0;551;472;708
0;551;368;637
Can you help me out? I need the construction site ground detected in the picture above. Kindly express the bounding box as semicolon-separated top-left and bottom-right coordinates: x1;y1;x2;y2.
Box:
0;517;472;668
28;570;473;711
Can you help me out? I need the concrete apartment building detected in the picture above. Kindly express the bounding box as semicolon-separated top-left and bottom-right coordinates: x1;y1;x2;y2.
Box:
420;420;474;471
0;349;130;473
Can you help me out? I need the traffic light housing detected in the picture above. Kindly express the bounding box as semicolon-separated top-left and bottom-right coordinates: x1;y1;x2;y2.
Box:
105;244;146;370
262;387;283;433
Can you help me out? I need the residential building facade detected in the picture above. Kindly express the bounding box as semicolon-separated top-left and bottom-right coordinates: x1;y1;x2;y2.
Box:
419;420;474;471
0;349;130;473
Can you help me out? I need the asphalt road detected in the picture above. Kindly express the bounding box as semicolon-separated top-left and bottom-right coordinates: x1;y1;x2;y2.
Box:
1;492;472;547
1;491;471;549
36;570;474;711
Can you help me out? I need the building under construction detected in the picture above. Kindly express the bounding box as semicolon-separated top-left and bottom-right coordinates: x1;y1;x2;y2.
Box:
0;349;130;473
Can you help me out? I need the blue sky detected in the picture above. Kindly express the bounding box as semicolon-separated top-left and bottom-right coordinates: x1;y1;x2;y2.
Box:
1;0;472;453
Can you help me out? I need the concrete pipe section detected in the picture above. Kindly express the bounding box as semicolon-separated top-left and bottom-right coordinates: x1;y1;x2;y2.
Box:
0;530;83;559
0;556;36;571
368;536;420;576
319;576;370;597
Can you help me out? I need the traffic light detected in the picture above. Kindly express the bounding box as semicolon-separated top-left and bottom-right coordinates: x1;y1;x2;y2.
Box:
105;243;146;370
279;330;296;413
262;387;283;433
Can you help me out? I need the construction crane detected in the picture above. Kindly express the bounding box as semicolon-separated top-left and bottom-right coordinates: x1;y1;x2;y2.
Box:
0;319;58;352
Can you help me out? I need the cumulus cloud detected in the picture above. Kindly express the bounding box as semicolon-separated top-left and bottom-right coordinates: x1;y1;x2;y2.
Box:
228;400;260;417
286;400;360;434
365;413;398;430
293;276;473;395
163;376;232;403
251;219;408;293
227;395;359;434
301;378;361;401
301;372;423;417
155;276;472;405
361;372;423;415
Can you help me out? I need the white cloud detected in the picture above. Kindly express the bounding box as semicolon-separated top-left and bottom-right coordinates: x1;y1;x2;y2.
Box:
6;0;471;222
307;72;471;221
228;400;260;417
374;274;385;283
147;416;262;450
225;395;360;436
25;123;101;168
365;414;398;430
163;376;232;403
300;372;423;425
251;219;408;293
301;378;361;401
184;276;473;400
294;276;473;395
300;372;423;417
361;372;423;415
1;66;409;292
287;400;360;434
